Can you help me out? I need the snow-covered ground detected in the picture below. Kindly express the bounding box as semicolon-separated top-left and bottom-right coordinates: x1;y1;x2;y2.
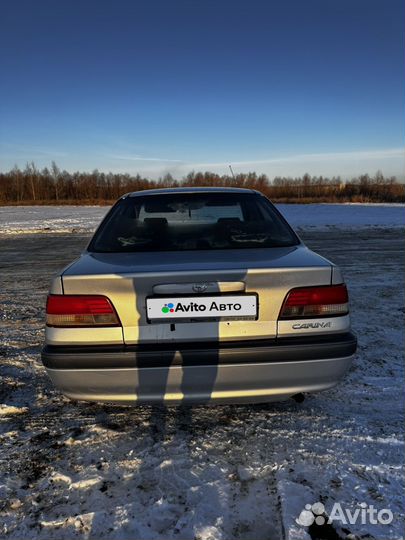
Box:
0;212;404;539
0;206;110;234
278;203;405;230
0;203;404;234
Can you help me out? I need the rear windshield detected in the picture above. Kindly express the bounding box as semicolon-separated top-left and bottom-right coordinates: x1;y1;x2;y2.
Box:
89;192;299;253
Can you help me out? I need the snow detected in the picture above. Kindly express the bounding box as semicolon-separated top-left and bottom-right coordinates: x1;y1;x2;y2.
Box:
0;203;404;234
0;213;404;539
277;203;405;230
0;206;109;234
0;405;29;416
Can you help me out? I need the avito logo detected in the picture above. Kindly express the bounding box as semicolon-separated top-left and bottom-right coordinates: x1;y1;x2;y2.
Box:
161;303;175;314
161;301;242;314
148;295;256;320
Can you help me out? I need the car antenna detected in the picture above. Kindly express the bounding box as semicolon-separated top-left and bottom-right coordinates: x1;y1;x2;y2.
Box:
229;165;235;179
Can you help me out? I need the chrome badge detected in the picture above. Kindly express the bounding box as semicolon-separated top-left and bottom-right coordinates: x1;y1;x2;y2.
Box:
192;283;208;293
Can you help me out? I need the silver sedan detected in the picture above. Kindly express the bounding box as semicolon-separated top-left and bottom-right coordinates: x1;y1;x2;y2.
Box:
41;187;357;404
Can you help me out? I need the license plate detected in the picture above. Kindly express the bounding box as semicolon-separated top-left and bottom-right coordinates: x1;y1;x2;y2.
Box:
146;295;258;321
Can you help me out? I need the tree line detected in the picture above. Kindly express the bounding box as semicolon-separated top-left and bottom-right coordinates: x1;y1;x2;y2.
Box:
0;163;403;204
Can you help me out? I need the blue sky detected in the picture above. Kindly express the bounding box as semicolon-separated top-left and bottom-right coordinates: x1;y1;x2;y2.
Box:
0;0;404;179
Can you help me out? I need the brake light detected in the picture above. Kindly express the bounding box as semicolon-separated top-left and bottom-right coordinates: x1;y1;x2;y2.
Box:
46;295;121;327
279;284;349;319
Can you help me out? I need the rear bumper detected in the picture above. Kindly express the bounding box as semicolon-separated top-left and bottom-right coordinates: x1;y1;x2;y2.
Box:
41;332;357;404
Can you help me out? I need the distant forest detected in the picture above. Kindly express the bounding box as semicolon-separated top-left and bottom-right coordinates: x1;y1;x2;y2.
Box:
0;163;404;204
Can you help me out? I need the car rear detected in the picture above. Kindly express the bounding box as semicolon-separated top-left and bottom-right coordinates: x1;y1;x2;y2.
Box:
41;188;356;404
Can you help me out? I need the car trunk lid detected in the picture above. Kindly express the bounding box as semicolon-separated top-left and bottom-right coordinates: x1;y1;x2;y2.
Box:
61;246;332;345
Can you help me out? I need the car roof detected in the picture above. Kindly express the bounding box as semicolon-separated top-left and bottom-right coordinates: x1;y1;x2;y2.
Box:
125;187;258;197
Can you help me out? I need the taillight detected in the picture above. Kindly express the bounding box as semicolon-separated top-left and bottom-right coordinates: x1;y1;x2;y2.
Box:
279;284;349;319
46;295;121;327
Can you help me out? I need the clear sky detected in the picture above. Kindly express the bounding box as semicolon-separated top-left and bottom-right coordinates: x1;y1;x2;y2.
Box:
0;0;404;179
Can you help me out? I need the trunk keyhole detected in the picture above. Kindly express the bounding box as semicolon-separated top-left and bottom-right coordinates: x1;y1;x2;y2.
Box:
170;323;176;332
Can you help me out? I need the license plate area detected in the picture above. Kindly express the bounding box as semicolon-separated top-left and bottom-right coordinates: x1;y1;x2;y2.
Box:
146;294;258;323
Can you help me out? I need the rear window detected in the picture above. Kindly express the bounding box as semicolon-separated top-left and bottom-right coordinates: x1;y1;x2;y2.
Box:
89;192;299;253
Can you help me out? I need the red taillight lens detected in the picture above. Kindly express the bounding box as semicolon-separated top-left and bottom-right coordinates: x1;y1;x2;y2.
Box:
279;284;349;319
46;295;121;327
